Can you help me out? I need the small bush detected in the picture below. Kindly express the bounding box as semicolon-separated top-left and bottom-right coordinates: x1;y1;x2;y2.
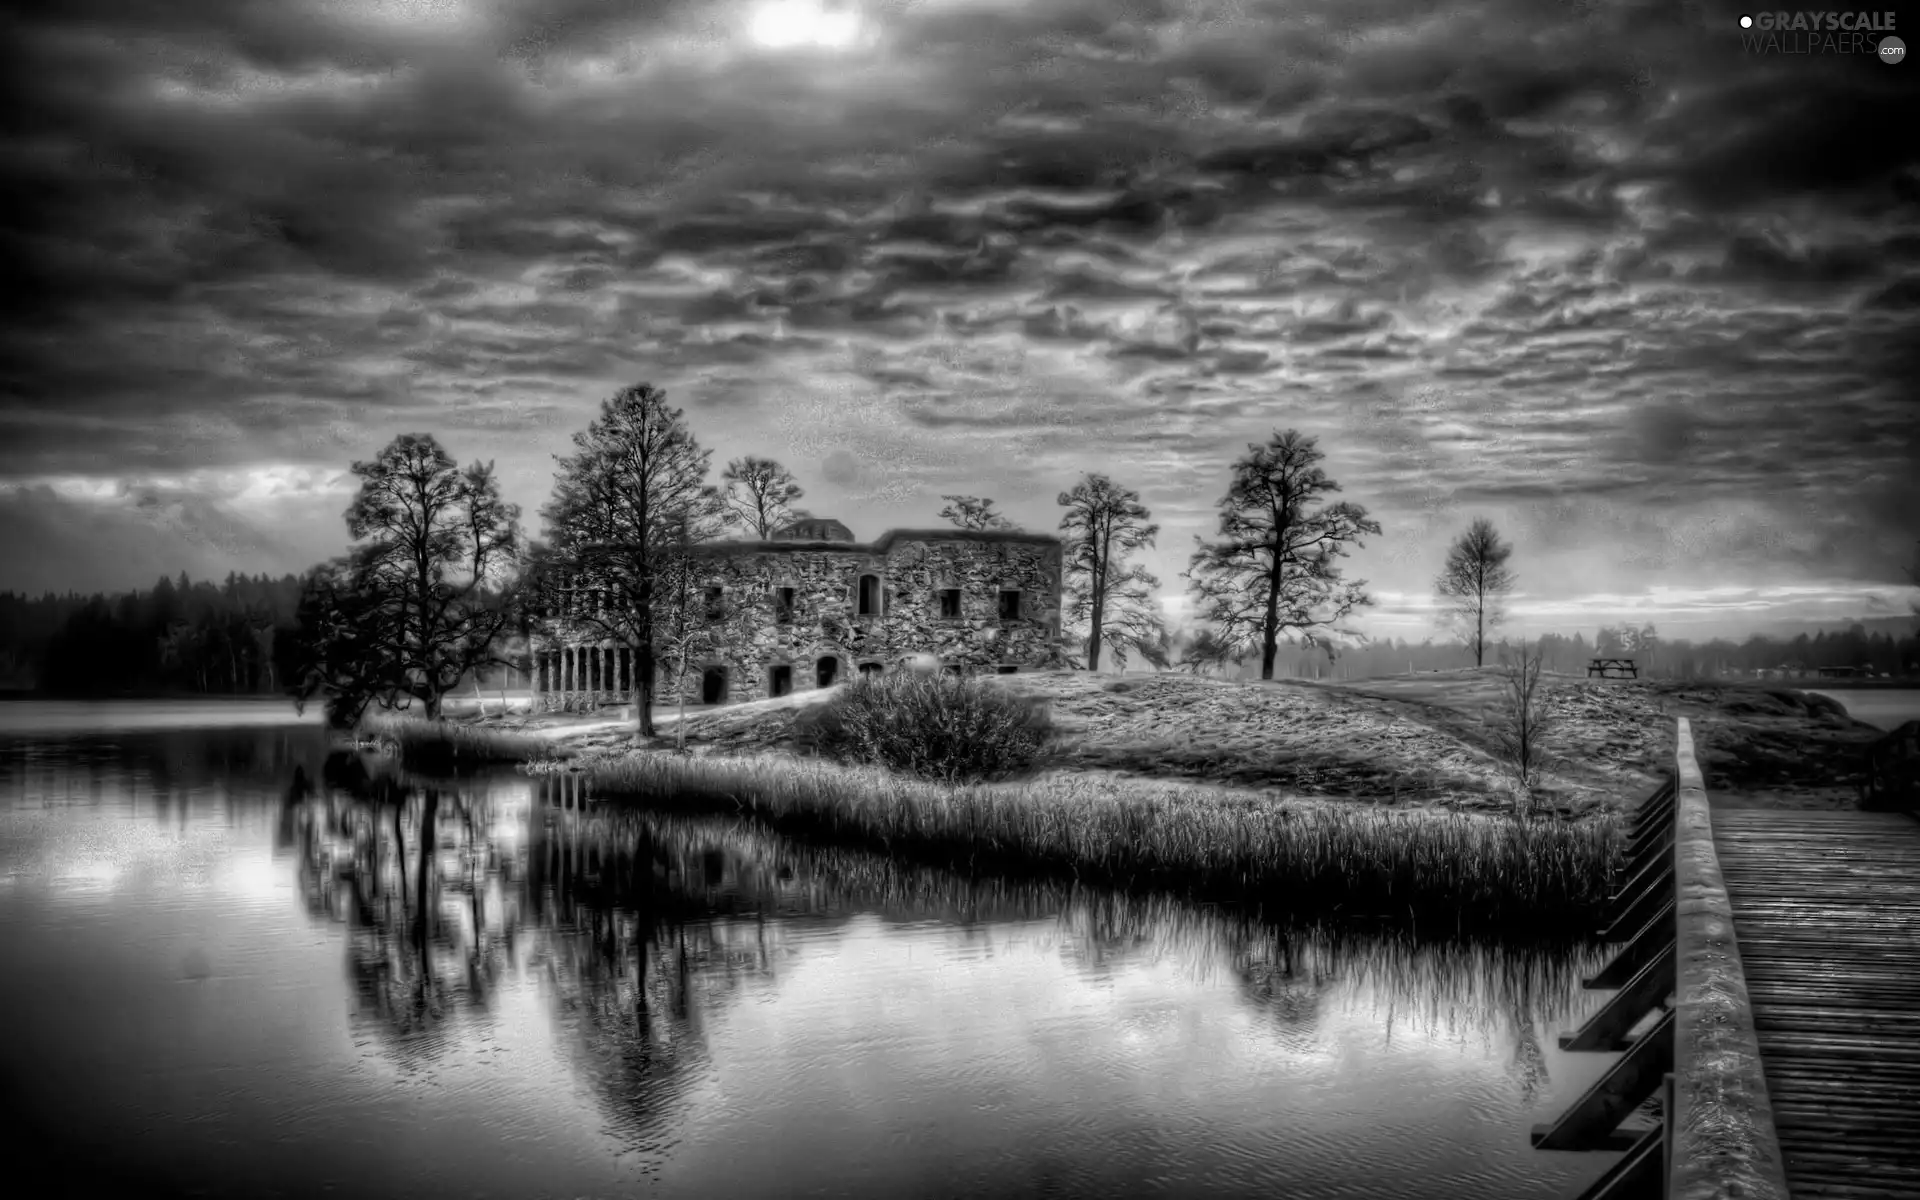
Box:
792;669;1052;782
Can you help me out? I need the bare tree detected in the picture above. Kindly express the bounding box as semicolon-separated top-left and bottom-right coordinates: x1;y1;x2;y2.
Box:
1435;517;1515;668
938;494;1016;531
719;456;806;539
294;434;523;723
653;513;730;752
289;558;401;728
1057;473;1168;671
1182;430;1381;680
1491;639;1557;819
541;384;726;740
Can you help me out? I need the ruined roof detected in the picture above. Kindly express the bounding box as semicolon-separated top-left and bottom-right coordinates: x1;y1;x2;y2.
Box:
683;527;1060;555
772;516;856;542
869;528;1058;552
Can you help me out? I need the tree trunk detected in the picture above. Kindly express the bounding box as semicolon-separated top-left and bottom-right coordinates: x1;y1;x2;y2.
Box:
636;641;656;739
1260;557;1282;682
1476;602;1485;668
392;801;408;902
1088;526;1110;673
1087;592;1106;672
414;788;439;954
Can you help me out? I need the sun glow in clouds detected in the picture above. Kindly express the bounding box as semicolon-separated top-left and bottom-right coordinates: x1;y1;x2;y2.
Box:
747;0;864;49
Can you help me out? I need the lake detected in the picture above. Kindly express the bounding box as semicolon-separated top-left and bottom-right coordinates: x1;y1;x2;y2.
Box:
0;700;1619;1199
1807;688;1920;731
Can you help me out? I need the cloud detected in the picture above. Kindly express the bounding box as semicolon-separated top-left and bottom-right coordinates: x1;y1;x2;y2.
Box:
0;0;1914;629
0;476;344;594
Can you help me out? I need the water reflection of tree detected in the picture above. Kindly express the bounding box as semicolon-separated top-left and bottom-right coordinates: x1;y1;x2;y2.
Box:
282;762;784;1162
4;725;323;825
284;766;1601;1154
591;810;1602;1057
286;753;521;1060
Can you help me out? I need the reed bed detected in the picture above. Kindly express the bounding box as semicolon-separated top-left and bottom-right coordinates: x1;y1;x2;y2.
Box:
574;752;1623;931
536;801;1608;1035
359;712;562;773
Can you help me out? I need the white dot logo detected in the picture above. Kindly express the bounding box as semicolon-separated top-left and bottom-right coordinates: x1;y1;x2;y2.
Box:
1739;14;1753;28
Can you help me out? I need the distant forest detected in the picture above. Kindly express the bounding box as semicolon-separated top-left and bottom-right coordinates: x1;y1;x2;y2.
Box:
0;573;309;697
2;574;1915;698
1214;622;1920;684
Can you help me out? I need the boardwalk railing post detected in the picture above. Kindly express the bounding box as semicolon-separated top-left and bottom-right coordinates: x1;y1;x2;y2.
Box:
1533;777;1678;1199
1660;1072;1674;1198
1549;717;1914;1200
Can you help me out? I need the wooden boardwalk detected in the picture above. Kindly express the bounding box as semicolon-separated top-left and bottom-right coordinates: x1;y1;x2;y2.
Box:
1713;809;1920;1199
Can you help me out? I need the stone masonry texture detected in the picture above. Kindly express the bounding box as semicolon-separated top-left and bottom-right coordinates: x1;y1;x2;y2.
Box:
532;525;1068;710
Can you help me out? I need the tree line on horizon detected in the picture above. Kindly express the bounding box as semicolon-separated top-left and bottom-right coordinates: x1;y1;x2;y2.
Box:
1;385;1914;709
4;575;1910;699
0;572;306;697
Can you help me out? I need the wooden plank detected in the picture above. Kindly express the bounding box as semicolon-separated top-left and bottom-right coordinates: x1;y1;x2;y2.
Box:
1532;1009;1675;1150
1585;900;1675;989
1712;807;1920;1200
1608;839;1675;912
1569;1125;1664;1200
1599;863;1675;941
1560;942;1676;1052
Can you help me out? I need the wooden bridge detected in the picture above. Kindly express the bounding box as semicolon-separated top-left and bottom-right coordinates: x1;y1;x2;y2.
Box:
1535;718;1920;1199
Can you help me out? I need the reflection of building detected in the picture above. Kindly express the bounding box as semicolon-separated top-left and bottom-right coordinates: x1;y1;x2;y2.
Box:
530;520;1066;710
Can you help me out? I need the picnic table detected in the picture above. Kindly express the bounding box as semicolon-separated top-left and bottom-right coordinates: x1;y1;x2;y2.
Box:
1587;657;1638;679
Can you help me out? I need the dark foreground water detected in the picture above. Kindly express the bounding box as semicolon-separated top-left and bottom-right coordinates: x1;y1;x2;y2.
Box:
0;701;1619;1199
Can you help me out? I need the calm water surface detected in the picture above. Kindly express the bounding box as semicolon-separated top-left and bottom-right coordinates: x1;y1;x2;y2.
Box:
1807;688;1920;731
0;701;1619;1199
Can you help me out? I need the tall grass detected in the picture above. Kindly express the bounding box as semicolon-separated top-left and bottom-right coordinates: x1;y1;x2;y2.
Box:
360;712;562;773
550;803;1610;1032
793;669;1052;782
575;753;1622;931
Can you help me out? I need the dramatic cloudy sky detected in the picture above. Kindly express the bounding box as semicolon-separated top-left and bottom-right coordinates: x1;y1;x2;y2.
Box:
3;0;1917;638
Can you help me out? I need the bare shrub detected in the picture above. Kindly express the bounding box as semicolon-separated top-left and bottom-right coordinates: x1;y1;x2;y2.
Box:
792;669;1053;783
1492;639;1557;818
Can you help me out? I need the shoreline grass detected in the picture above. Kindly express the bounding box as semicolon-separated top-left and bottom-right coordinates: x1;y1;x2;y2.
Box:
569;806;1612;1023
569;752;1623;932
358;711;565;773
364;710;1623;930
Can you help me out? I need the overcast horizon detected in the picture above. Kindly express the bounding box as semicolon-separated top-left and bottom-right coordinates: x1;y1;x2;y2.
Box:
3;0;1917;642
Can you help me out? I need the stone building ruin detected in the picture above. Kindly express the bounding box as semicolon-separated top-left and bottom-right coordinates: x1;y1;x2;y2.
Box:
530;517;1065;711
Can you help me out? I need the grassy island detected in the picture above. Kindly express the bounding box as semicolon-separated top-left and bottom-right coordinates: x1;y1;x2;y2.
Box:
357;668;1883;931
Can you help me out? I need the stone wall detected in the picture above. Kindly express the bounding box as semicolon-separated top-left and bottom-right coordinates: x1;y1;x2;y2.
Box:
532;529;1068;709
